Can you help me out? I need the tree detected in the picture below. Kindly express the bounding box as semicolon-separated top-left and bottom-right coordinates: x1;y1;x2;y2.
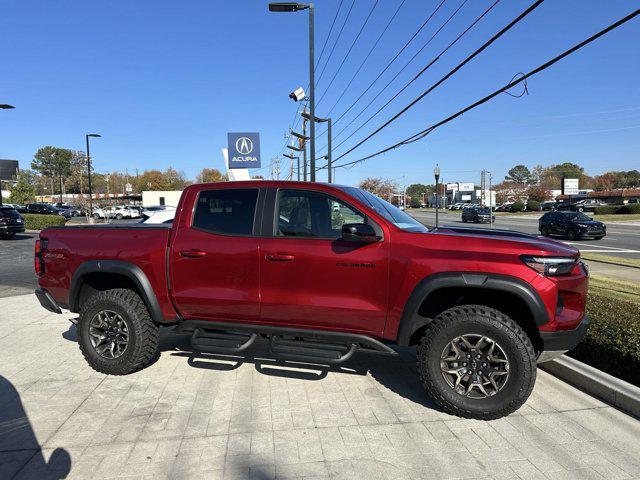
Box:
525;185;551;202
7;170;37;205
31;146;73;199
505;165;534;185
405;183;434;207
593;172;619;191
196;168;227;183
358;177;397;201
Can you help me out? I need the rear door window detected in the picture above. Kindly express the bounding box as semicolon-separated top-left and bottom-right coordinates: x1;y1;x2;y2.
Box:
193;188;258;236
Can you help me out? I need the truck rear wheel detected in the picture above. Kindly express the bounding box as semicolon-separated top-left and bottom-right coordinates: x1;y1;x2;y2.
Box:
416;305;536;420
78;288;159;375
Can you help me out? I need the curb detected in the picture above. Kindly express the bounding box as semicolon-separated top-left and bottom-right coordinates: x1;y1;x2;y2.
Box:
581;257;640;270
540;355;640;418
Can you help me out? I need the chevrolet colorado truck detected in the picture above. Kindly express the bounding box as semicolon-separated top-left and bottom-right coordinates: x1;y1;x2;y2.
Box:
34;181;589;419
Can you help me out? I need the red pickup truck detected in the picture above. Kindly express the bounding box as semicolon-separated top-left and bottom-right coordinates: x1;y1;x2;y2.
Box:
35;181;589;419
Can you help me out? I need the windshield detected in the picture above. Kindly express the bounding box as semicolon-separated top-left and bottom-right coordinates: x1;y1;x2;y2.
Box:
476;208;491;214
337;186;428;233
0;207;20;218
564;212;591;222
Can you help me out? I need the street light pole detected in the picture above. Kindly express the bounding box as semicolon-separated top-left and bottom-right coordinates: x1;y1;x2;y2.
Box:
0;104;15;205
308;3;316;182
86;133;101;217
268;2;315;180
434;165;441;229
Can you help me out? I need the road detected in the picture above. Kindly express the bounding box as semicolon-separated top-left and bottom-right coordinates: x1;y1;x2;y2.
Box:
410;210;640;259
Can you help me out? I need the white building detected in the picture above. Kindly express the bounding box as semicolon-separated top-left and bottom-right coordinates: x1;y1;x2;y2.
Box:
142;190;183;207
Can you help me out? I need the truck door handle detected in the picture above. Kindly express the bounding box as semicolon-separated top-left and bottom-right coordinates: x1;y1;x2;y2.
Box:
265;253;294;262
180;249;206;258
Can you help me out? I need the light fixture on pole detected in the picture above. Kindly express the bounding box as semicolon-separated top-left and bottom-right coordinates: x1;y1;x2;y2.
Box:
302;112;332;183
434;165;441;229
269;1;315;181
86;134;101;218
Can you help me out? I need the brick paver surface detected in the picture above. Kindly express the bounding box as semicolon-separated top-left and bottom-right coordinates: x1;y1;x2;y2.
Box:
0;293;638;479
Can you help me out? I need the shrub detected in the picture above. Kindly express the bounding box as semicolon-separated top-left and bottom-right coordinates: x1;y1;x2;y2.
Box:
22;214;66;230
526;200;540;211
618;203;640;214
594;205;620;215
510;201;525;212
568;293;640;386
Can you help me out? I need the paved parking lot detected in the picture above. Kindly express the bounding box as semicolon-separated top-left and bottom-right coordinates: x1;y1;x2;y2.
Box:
1;293;639;480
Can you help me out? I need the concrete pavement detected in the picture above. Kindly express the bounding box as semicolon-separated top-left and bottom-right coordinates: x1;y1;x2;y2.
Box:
1;293;639;480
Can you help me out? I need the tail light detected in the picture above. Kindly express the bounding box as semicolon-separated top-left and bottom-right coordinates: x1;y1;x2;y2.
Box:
34;239;45;276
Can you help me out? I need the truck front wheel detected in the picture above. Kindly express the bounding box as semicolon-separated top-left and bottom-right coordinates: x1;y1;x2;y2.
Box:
417;305;536;420
78;288;159;375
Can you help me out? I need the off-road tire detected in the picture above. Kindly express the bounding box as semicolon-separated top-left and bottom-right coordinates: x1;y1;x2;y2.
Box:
78;288;159;375
416;305;536;420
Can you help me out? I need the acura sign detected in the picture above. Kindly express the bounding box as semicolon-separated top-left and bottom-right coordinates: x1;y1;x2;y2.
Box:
228;132;261;169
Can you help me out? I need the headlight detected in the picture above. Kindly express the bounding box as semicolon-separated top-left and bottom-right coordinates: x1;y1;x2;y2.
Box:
520;255;578;276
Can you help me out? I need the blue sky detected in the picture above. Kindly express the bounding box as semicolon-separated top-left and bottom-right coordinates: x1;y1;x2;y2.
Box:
1;0;638;188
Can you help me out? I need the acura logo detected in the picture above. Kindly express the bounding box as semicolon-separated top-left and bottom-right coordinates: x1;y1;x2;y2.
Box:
236;137;254;155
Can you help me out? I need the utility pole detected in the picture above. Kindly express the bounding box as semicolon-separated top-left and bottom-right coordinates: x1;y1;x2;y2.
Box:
302;110;308;181
489;171;493;229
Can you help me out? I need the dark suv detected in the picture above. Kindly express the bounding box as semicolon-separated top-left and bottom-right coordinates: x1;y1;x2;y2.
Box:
26;203;72;218
539;211;606;240
0;206;25;239
462;206;495;223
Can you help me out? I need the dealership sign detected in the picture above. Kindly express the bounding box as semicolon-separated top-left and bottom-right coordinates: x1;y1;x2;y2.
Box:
563;178;579;195
228;132;261;169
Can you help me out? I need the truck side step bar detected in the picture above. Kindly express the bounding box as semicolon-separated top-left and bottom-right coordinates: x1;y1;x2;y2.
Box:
269;335;358;365
174;319;397;363
190;328;257;354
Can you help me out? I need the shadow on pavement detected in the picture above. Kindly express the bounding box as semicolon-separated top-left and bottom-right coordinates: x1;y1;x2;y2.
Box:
166;333;441;412
0;375;71;479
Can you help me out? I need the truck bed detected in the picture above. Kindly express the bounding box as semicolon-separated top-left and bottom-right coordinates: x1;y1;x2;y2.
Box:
39;225;176;319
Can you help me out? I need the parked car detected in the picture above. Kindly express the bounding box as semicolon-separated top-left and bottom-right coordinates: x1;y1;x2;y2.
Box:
462;206;495;223
142;208;175;224
556;199;606;213
54;204;82;217
539;211;606;240
35;181;589;420
0;205;25;239
494;202;514;212
25;203;72;218
539;201;557;211
93;205;141;219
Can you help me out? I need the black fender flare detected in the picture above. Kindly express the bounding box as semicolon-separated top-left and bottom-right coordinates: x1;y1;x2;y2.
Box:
69;260;164;323
395;272;549;346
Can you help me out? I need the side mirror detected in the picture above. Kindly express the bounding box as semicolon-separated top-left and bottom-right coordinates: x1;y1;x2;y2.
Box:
341;223;380;243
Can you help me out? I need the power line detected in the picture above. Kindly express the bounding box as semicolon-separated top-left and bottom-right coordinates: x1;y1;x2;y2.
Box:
324;0;408;118
326;7;640;170
315;0;345;70
326;0;492;155
315;0;357;88
316;0;380;107
322;0;449;133
329;0;545;165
